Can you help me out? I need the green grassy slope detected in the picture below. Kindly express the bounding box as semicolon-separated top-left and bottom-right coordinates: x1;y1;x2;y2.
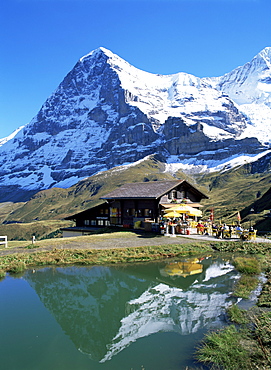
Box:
197;164;271;231
2;154;271;239
0;220;73;241
5;155;197;223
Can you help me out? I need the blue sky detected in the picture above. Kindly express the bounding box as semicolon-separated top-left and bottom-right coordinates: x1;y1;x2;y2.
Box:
1;0;271;138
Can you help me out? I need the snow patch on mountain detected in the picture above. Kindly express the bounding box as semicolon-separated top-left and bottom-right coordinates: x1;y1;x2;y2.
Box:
238;103;271;145
111;155;155;173
165;149;271;175
201;122;235;140
0;126;24;147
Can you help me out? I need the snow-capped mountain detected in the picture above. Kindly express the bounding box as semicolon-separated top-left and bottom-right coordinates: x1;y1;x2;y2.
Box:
206;47;271;144
0;126;24;147
0;47;270;200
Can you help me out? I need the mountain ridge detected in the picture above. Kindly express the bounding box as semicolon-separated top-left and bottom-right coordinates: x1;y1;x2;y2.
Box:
0;47;271;202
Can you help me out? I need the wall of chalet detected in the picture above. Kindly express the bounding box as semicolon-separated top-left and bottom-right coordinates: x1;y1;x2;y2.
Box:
160;184;202;203
75;204;110;227
109;199;159;227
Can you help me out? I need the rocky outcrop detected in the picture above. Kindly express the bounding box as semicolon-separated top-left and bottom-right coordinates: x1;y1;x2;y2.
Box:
162;116;262;158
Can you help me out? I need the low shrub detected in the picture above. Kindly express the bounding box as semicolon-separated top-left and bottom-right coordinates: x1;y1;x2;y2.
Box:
258;271;271;307
233;256;261;274
25;244;40;249
227;304;249;324
0;269;5;278
254;311;271;348
7;261;26;274
233;274;259;299
196;325;254;369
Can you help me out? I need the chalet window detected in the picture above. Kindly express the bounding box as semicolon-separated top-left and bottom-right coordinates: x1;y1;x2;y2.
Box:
84;220;90;226
144;209;153;217
97;219;104;226
129;208;135;216
111;208;121;217
168;190;177;200
105;220;110;226
91;220;96;226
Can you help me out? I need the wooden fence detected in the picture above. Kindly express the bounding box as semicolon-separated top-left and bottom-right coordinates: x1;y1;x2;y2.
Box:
0;236;8;248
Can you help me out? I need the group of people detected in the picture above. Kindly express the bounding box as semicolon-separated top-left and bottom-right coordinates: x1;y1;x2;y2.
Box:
212;224;233;238
196;222;255;239
162;217;256;240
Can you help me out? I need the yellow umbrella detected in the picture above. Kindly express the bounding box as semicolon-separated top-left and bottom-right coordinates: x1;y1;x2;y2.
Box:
165;204;196;214
164;211;181;218
161;260;203;277
188;208;202;217
165;204;202;217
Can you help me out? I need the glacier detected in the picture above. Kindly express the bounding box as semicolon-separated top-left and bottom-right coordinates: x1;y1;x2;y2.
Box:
207;47;271;145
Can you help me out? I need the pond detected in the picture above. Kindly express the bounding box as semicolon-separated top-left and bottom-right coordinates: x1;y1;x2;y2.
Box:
0;255;240;370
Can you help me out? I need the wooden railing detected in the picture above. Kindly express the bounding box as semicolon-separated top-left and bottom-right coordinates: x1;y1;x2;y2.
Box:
0;236;8;248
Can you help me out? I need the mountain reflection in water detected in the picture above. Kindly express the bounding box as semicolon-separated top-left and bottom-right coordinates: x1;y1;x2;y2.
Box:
24;256;239;363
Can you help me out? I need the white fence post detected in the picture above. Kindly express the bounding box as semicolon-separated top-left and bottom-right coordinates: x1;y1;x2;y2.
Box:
0;236;8;248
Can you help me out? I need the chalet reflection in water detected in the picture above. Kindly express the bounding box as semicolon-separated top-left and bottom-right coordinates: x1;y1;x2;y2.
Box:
24;256;238;363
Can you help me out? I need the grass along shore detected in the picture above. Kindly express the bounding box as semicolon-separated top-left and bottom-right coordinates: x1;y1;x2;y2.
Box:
0;238;212;276
0;232;271;369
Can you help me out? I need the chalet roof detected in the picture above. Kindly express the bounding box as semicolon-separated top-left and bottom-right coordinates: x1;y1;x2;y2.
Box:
101;180;207;200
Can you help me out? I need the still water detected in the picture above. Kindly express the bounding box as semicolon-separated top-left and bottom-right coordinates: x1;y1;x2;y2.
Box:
0;255;240;370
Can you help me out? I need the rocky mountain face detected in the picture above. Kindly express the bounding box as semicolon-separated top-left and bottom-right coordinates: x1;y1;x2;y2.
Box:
0;47;271;202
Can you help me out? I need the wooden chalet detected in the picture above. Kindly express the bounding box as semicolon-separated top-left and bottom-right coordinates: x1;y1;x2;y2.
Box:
63;180;208;237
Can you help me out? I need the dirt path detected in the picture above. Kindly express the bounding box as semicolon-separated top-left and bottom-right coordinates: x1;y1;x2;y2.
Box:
1;232;270;257
0;232;198;256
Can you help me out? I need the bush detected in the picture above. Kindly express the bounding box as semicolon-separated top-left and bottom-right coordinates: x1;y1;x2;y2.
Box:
233;274;259;299
233;256;261;274
8;261;26;274
227;305;249;324
0;269;6;278
196;325;254;369
254;311;271;347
